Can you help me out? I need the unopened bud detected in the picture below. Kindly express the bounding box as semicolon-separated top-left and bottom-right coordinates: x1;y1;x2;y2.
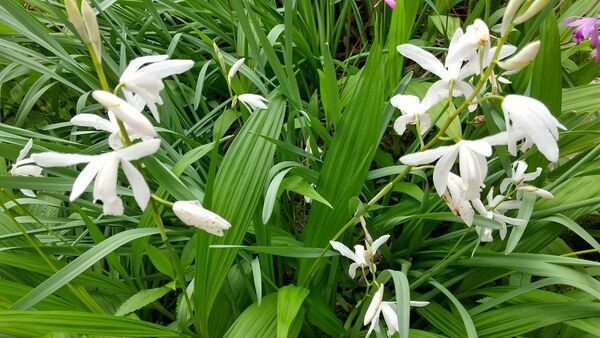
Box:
498;41;540;72
514;0;550;25
81;0;101;60
501;0;525;34
518;186;554;199
227;58;245;82
65;0;88;43
173;200;232;236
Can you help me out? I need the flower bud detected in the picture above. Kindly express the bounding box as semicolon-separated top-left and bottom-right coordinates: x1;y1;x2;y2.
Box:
65;0;88;43
498;41;540;72
501;0;525;34
518;186;554;199
81;0;101;60
227;58;245;82
514;0;550;25
173;201;232;236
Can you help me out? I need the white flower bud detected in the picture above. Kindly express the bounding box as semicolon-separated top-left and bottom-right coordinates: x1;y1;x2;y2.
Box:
498;41;540;72
65;0;88;43
227;58;245;82
81;0;102;60
514;0;550;24
518;186;554;199
501;0;525;34
173;201;232;236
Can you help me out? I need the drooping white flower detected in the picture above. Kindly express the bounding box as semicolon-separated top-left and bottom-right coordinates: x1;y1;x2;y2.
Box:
390;94;432;135
400;133;508;199
498;41;540;74
173;200;232;236
330;234;390;279
119;55;194;122
364;284;429;337
237;93;269;111
31;139;160;216
73;93;155;150
472;189;525;241
501;95;566;162
10;139;43;198
441;173;476;226
227;57;245;82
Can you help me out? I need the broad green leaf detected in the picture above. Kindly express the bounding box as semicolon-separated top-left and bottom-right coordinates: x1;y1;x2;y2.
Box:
277;285;310;338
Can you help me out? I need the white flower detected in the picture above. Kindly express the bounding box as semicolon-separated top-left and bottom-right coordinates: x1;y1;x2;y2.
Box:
442;173;475;226
390;94;432;135
501;95;566;162
446;19;490;67
329;234;390;279
237;93;269;111
364;284;429;337
500;160;553;200
227;57;245;82
472;189;525;241
400;133;507;199
514;0;550;25
31;139;160;216
73;93;155;150
397;29;476;111
173;200;232;236
10;139;43;198
498;41;540;74
119;55;194;122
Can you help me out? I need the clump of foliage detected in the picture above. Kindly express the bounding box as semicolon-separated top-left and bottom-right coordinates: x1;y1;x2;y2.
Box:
0;0;599;337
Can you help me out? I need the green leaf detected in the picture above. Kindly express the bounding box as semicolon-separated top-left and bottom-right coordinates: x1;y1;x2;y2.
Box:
0;310;177;337
146;245;175;279
115;285;174;316
10;228;163;310
277;285;310;338
280;175;332;208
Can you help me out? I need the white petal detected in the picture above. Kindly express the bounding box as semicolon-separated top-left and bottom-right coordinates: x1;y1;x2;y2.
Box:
173;200;232;236
121;160;150;210
16;139;33;163
518;186;553;199
390;94;422;116
495;213;527;226
330;240;359;262
32;152;94;167
120;55;170;82
12;165;42;177
20;189;37;198
393;115;413;136
480;131;510;146
400;144;454;166
92;91;157;138
348;262;360;279
71;114;115;132
433;146;460;196
396;44;448;79
421;80;451;108
70;157;104;201
103;197;124;216
131;59;194;81
409;301;430;307
464;139;492;157
472;198;488;217
418;113;432;135
371;235;390;253
93;154;119;202
380;303;399;336
116;139;161;161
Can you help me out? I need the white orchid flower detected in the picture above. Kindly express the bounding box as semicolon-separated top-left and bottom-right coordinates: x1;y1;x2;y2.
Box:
400;133;508;200
501;95;566;162
31;139;160;216
498;41;540;74
500;160;552;199
441;173;476;226
446;19;490;67
173;200;232;236
72;92;155;150
119;55;194;122
237;93;269;111
364;284;429;337
390;94;432;135
330;234;390;279
472;189;525;241
10;139;43;197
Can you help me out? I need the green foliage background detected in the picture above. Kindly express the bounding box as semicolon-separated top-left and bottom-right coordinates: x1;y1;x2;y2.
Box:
0;0;599;337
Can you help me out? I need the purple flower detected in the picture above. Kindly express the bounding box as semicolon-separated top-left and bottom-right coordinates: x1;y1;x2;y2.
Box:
384;0;395;9
562;16;600;61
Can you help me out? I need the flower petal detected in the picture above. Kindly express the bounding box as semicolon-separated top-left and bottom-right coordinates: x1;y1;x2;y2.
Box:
433;145;460;196
16;139;33;163
330;240;358;261
70;157;104;201
121;159;150;210
32;152;94;167
399;144;453;166
116;139;161;161
396;44;448;79
371;234;390;253
120;55;170;82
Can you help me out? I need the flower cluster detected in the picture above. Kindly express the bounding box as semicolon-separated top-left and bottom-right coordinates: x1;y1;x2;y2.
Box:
7;1;234;237
392;9;563;243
